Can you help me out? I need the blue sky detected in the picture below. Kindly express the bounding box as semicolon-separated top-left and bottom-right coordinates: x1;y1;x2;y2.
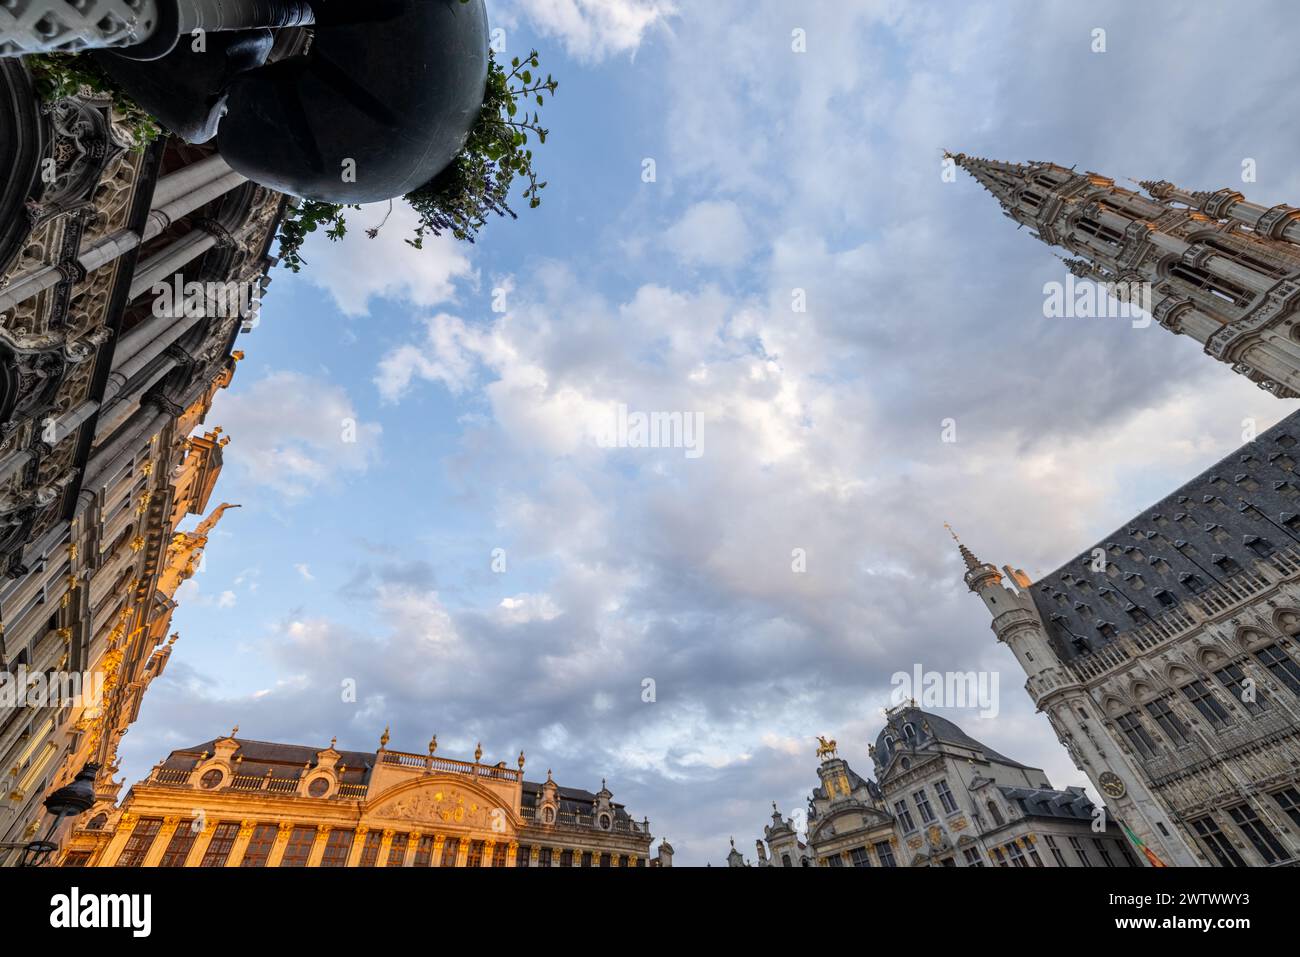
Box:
117;0;1300;865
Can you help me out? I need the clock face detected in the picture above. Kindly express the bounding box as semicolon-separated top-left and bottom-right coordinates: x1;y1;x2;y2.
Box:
1098;771;1126;799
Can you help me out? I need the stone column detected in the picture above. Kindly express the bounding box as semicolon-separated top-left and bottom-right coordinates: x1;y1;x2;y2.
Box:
529;845;540;867
265;821;294;867
99;814;138;865
505;841;518;867
344;826;368;867
376;828;395;867
482;839;496;867
187;820;218;866
455;839;469;867
307;825;330;867
398;831;417;867
430;833;446;867
140;817;179;867
225;820;257;867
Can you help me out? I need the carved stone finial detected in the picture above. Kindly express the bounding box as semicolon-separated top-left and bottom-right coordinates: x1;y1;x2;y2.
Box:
230;725;239;738
379;726;390;749
518;750;525;770
474;742;483;762
330;737;337;750
428;735;437;755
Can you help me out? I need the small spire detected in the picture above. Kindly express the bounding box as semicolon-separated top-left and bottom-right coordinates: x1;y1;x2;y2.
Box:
945;522;983;572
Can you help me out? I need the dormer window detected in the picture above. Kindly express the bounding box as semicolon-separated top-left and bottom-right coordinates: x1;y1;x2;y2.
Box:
1213;554;1242;576
1245;535;1275;558
1204;523;1230;545
1154;589;1176;608
1180;573;1207;595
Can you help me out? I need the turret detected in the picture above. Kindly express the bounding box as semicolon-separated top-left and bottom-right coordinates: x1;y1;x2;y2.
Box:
948;525;1059;686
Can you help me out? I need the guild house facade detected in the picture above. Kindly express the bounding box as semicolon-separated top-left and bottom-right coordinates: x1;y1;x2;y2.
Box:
734;706;1139;868
59;729;672;868
0;47;292;864
959;410;1300;867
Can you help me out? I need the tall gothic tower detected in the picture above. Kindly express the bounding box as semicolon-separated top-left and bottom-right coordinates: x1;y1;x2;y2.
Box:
952;152;1300;398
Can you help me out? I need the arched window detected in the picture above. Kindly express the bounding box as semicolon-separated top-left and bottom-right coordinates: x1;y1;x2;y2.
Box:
987;801;1004;826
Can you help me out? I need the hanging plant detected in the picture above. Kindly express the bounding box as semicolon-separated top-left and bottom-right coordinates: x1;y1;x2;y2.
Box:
276;47;557;272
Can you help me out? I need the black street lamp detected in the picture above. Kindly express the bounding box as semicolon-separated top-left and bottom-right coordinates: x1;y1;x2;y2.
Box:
18;762;99;867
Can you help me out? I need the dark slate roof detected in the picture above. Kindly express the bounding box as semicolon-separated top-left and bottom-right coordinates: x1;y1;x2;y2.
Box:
1029;410;1300;662
521;780;632;821
167;738;373;787
998;785;1094;821
875;707;1033;771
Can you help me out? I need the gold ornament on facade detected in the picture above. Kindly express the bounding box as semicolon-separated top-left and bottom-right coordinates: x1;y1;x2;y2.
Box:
815;735;837;759
129;535;144;552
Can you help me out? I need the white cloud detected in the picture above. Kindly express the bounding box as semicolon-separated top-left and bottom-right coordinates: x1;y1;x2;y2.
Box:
498;593;562;623
507;0;676;60
664;200;752;269
295;203;474;317
294;563;315;582
212;370;382;499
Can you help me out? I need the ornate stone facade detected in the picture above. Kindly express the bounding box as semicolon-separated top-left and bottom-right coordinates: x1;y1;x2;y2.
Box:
0;58;285;863
59;732;671;868
958;410;1300;867
735;707;1139;868
953;152;1300;398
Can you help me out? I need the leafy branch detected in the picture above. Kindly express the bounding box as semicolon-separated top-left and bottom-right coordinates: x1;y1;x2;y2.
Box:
25;53;162;151
276;47;557;271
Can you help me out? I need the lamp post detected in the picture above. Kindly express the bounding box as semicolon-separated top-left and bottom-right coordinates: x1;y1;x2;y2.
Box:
18;762;99;867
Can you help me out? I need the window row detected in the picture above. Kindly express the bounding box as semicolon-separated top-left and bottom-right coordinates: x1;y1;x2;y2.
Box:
104;820;643;868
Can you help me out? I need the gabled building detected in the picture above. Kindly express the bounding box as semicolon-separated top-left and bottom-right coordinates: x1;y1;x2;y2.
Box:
742;707;1133;867
871;705;1137;868
59;730;670;868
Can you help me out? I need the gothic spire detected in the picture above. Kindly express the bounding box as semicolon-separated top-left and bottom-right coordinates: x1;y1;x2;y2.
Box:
944;521;982;573
946;150;1040;209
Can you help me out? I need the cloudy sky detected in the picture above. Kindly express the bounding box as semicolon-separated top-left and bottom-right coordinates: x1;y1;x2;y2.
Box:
119;0;1300;865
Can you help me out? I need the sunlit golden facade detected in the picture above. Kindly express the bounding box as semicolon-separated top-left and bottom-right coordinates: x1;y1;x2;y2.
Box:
0;59;284;863
61;731;670;868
